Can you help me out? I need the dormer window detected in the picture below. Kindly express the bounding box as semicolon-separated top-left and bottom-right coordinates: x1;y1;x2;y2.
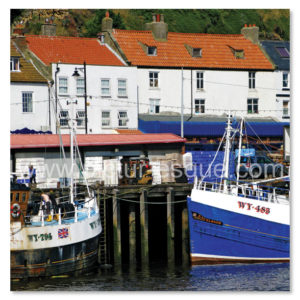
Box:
228;46;244;59
10;57;20;71
184;44;202;58
147;46;157;56
192;48;202;57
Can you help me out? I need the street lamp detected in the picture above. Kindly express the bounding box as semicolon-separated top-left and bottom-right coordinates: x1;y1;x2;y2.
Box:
72;63;88;134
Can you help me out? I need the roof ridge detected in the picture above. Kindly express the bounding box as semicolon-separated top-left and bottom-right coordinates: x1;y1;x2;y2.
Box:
114;29;243;37
25;34;99;41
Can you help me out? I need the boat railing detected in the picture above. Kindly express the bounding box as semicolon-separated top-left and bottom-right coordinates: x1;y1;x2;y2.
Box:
195;178;289;204
24;195;98;227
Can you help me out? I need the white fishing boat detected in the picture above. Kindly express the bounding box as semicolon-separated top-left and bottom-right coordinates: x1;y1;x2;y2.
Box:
10;99;102;278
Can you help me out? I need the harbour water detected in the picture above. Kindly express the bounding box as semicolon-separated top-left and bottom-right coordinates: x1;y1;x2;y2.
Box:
11;262;289;291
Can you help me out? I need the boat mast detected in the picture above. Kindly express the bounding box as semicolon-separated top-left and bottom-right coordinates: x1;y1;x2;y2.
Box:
223;114;232;192
236;117;244;185
68;99;77;205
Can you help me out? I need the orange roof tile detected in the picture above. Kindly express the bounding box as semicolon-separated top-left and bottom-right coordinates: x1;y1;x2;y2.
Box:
10;41;48;83
113;30;273;70
25;35;125;66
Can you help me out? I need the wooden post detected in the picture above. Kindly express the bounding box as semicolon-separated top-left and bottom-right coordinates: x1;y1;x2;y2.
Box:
181;207;190;266
129;204;136;266
113;189;121;266
167;187;175;266
140;189;149;267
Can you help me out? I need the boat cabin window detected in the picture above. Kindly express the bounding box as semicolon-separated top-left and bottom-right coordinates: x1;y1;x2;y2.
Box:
10;193;13;202
15;192;20;202
22;193;26;202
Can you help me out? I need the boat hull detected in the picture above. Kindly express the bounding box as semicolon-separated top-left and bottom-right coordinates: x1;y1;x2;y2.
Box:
187;191;290;265
11;209;102;279
11;235;100;279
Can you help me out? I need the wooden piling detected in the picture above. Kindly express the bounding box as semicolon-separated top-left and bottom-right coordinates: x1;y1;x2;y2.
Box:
167;187;175;266
129;204;136;266
140;189;149;267
112;189;121;266
181;208;190;266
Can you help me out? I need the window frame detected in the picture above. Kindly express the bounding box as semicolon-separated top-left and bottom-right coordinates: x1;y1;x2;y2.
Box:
76;110;85;128
192;48;202;57
118;111;129;128
101;110;111;128
147;46;157;56
149;71;159;88
247;98;259;114
149;98;160;114
76;77;85;96
194;98;205;114
249;72;256;89
101;78;111;97
10;57;20;72
117;78;128;97
282;72;290;90
22;92;33;113
58;77;68;95
59;110;69;128
282;100;289;118
196;71;204;89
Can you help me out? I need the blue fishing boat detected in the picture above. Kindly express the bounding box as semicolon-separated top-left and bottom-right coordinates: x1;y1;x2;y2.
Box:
187;116;290;264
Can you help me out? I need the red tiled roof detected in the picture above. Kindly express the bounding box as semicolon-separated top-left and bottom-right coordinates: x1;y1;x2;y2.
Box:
10;133;185;149
25;35;125;66
113;29;273;70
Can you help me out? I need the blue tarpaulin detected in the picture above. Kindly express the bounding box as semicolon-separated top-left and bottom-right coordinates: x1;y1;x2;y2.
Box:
138;119;289;137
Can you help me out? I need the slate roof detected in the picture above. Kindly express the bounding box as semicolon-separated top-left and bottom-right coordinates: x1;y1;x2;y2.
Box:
10;41;48;83
24;35;125;66
260;40;290;71
112;29;274;70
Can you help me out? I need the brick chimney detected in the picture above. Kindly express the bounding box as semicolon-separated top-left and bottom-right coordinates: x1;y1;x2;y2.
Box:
145;13;168;41
12;23;25;36
101;11;113;33
241;24;259;44
41;18;56;36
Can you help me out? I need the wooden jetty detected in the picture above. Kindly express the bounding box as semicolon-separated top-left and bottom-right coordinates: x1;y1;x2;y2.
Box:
30;183;193;269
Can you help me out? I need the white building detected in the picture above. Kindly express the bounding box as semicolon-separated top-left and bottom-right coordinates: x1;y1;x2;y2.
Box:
12;31;138;134
103;14;288;121
52;63;138;134
10;41;50;132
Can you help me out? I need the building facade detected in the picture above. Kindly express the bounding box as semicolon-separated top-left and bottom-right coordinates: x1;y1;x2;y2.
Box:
101;14;288;121
12;30;138;134
10;41;50;132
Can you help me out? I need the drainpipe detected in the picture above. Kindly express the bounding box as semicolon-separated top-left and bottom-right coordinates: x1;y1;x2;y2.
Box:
55;64;60;134
83;61;88;134
48;82;51;130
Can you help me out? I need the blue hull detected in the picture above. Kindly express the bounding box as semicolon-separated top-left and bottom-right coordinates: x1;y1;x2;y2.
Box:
187;196;290;264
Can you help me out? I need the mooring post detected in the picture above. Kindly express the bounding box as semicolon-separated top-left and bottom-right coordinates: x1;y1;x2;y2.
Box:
140;189;149;267
113;189;121;266
129;203;136;266
181;207;190;266
167;187;175;267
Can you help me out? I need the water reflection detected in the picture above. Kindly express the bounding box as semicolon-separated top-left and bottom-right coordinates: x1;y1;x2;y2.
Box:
11;262;289;291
